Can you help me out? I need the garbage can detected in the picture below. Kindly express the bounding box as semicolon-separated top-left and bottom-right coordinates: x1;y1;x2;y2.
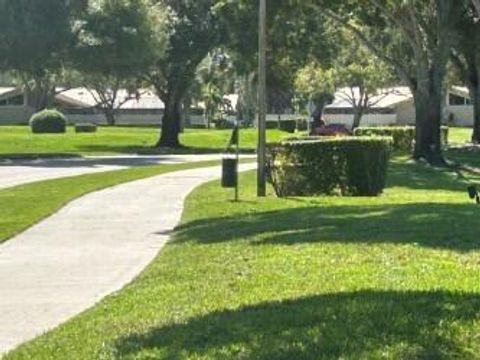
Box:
222;157;238;188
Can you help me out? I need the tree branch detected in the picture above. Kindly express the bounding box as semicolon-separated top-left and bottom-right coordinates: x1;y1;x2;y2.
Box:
321;7;414;88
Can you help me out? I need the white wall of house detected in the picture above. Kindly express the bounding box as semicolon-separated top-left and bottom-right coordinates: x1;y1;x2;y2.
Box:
0;106;34;124
324;114;398;128
66;113;163;126
447;106;475;126
395;100;416;125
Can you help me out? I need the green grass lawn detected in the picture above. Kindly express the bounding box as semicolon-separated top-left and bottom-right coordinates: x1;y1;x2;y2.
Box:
0;125;473;159
6;155;480;359
0;126;290;158
449;127;472;144
0;160;223;244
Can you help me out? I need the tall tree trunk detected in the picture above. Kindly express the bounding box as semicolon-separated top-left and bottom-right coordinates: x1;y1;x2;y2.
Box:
471;82;480;143
352;110;362;130
183;96;192;128
157;93;182;147
413;82;444;164
104;106;116;126
26;81;54;111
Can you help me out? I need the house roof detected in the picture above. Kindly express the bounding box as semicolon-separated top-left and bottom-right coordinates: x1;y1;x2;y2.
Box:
326;85;472;110
57;88;165;109
451;86;470;98
326;86;413;110
0;87;20;99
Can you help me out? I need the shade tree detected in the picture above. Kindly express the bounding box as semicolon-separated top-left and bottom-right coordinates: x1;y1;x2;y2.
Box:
311;0;462;163
73;0;167;126
451;2;480;142
0;0;85;110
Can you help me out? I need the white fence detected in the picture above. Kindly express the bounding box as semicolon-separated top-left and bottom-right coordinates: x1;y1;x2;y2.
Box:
324;114;398;128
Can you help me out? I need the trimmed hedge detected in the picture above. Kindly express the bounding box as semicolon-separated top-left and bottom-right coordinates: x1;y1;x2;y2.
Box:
354;126;449;151
29;109;67;134
279;120;297;133
267;137;392;197
75;123;97;133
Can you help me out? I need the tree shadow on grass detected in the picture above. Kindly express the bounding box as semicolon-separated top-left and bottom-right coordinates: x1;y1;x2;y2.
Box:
74;144;256;155
112;290;480;359
173;203;480;251
0;153;83;162
387;159;469;192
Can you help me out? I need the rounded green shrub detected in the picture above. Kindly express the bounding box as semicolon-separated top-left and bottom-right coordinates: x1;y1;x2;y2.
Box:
267;137;392;197
29;109;67;134
75;123;97;133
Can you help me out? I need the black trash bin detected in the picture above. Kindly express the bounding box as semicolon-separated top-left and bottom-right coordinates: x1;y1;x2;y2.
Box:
222;157;238;188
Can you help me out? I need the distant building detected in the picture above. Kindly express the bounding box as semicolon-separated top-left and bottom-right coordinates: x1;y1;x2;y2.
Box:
324;86;473;127
0;87;165;125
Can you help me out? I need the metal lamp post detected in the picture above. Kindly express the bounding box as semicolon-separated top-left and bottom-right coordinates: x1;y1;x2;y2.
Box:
257;0;267;197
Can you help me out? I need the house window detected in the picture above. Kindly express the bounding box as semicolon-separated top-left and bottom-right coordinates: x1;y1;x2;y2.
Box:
449;93;470;106
0;94;24;106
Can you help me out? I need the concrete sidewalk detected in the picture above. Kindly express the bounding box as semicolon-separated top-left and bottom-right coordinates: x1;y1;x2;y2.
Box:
0;154;229;190
0;164;256;354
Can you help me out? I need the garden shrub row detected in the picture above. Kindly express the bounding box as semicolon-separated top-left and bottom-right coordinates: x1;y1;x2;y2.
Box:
29;109;102;134
75;123;97;133
267;137;392;197
353;126;449;151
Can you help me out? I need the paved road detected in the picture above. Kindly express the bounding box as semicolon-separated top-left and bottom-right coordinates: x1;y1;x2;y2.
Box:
0;154;234;190
0;163;256;354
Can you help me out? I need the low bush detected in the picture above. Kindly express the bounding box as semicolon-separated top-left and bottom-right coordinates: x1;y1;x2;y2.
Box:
75;123;97;133
267;137;392;197
29;109;67;134
354;126;449;151
279;120;297;133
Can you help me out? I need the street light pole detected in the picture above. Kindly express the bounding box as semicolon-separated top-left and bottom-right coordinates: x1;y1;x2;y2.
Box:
257;0;267;197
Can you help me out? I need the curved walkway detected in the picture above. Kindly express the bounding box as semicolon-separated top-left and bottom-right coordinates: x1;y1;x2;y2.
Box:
0;154;231;190
0;164;255;354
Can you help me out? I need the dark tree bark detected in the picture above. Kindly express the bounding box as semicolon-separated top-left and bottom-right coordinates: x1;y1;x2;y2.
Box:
25;79;56;111
451;48;480;143
104;107;116;126
467;59;480;143
352;108;364;130
153;63;200;147
412;70;444;164
471;80;480;143
157;91;183;147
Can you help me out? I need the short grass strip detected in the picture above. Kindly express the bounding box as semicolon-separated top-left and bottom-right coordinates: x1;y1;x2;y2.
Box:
0;127;290;158
0;160;221;244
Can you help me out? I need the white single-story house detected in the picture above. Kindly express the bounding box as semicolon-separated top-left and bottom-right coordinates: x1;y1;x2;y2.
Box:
324;86;474;127
0;87;166;125
0;87;243;126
